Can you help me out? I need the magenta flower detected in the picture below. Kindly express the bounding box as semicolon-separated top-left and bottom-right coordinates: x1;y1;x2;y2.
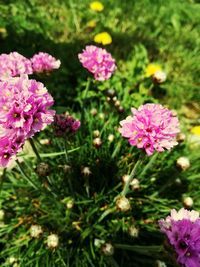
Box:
78;45;116;81
119;104;180;155
159;208;200;267
0;75;55;167
0;52;32;80
31;52;61;73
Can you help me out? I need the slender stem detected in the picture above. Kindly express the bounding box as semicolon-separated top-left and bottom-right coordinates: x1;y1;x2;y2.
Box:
121;158;143;196
16;160;39;190
83;78;91;100
81;78;91;125
0;168;6;194
63;139;74;196
140;152;158;178
29;138;41;162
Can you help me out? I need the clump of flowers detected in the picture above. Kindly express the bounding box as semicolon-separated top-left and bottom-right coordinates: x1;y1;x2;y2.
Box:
90;1;104;12
53;113;80;137
119;104;180;155
0;75;55;167
94;32;112;45
0;52;32;80
159;208;200;267
31;52;61;73
78;45;116;81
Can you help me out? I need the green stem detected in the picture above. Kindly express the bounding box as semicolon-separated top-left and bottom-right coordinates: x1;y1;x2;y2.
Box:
29;138;41;162
140;152;158;178
63;139;74;196
121;157;143;196
114;244;162;255
16;160;39;190
83;78;91;100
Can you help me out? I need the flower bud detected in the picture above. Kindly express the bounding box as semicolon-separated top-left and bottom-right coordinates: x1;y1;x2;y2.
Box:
176;157;190;171
82;167;92;176
118;106;124;113
93;137;102;148
114;100;120;107
101;243;114;256
106;89;116;97
121;174;130;184
129;225;139;238
153;70;167;83
94;238;105;248
30;225;43;238
90;108;98;116
47;234;59;249
108;134;115;142
116;196;131;212
183;196;193;208
36;162;50;177
112;96;117;102
93;130;100;137
39;138;51;145
130;178;140;190
66;198;74;209
156;260;167;267
99;113;105;120
7;256;17;264
176;132;186;143
0;209;5;221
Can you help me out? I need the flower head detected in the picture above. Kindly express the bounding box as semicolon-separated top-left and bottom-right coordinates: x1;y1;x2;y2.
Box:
159;208;200;267
0;75;55;167
78;45;116;81
0;52;32;80
145;63;162;77
53;113;80;137
31;52;61;73
190;126;200;136
119;104;180;155
90;1;104;12
94;32;112;45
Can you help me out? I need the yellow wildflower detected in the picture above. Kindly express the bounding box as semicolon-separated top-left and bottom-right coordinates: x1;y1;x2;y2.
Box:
190;126;200;136
90;1;104;12
145;63;162;77
94;32;112;45
87;20;97;28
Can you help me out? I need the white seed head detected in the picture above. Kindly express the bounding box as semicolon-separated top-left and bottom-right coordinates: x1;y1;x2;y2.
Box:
108;134;115;142
0;209;5;221
183;196;193;208
93;130;100;137
90;108;98;116
130;178;140;190
153;70;167;83
129;226;139;238
176;157;190;171
101;243;114;256
30;225;43;238
116;196;131;212
47;234;59;249
82;167;92;176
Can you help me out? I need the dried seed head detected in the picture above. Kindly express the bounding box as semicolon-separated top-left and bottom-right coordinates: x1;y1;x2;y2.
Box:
82;167;92;176
176;157;190;171
30;225;43;238
183;196;193;208
36;162;50;177
116;196;131;212
129;226;139;238
101;243;114;256
47;234;59;249
153;70;167;83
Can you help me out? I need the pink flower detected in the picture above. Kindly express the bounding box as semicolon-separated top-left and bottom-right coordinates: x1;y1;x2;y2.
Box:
119;104;180;155
0;75;55;167
0;52;32;80
78;45;116;81
31;52;61;73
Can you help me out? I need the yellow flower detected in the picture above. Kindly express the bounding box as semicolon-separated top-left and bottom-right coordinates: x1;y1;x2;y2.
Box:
94;32;112;45
190;126;200;136
145;63;162;77
90;1;104;12
87;20;97;28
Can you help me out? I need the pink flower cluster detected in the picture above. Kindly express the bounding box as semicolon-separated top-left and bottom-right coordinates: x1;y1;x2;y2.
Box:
119;104;180;155
78;45;116;81
0;75;55;167
31;52;61;73
0;52;33;80
0;52;61;80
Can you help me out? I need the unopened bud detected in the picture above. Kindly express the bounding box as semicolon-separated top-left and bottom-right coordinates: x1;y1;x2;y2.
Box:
106;89;116;97
114;100;120;107
122;174;130;184
82;167;92;176
176;132;186;143
116;196;131;212
90;108;98;116
129;226;139;238
0;209;5;221
47;234;59;249
94;238;105;248
93;137;102;148
93;130;100;137
99;113;105;120
130;178;140;190
101;243;114;256
30;225;43;238
39;138;51;145
108;134;115;142
183;196;193;208
176;157;190;171
156;260;167;267
36;162;50;177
